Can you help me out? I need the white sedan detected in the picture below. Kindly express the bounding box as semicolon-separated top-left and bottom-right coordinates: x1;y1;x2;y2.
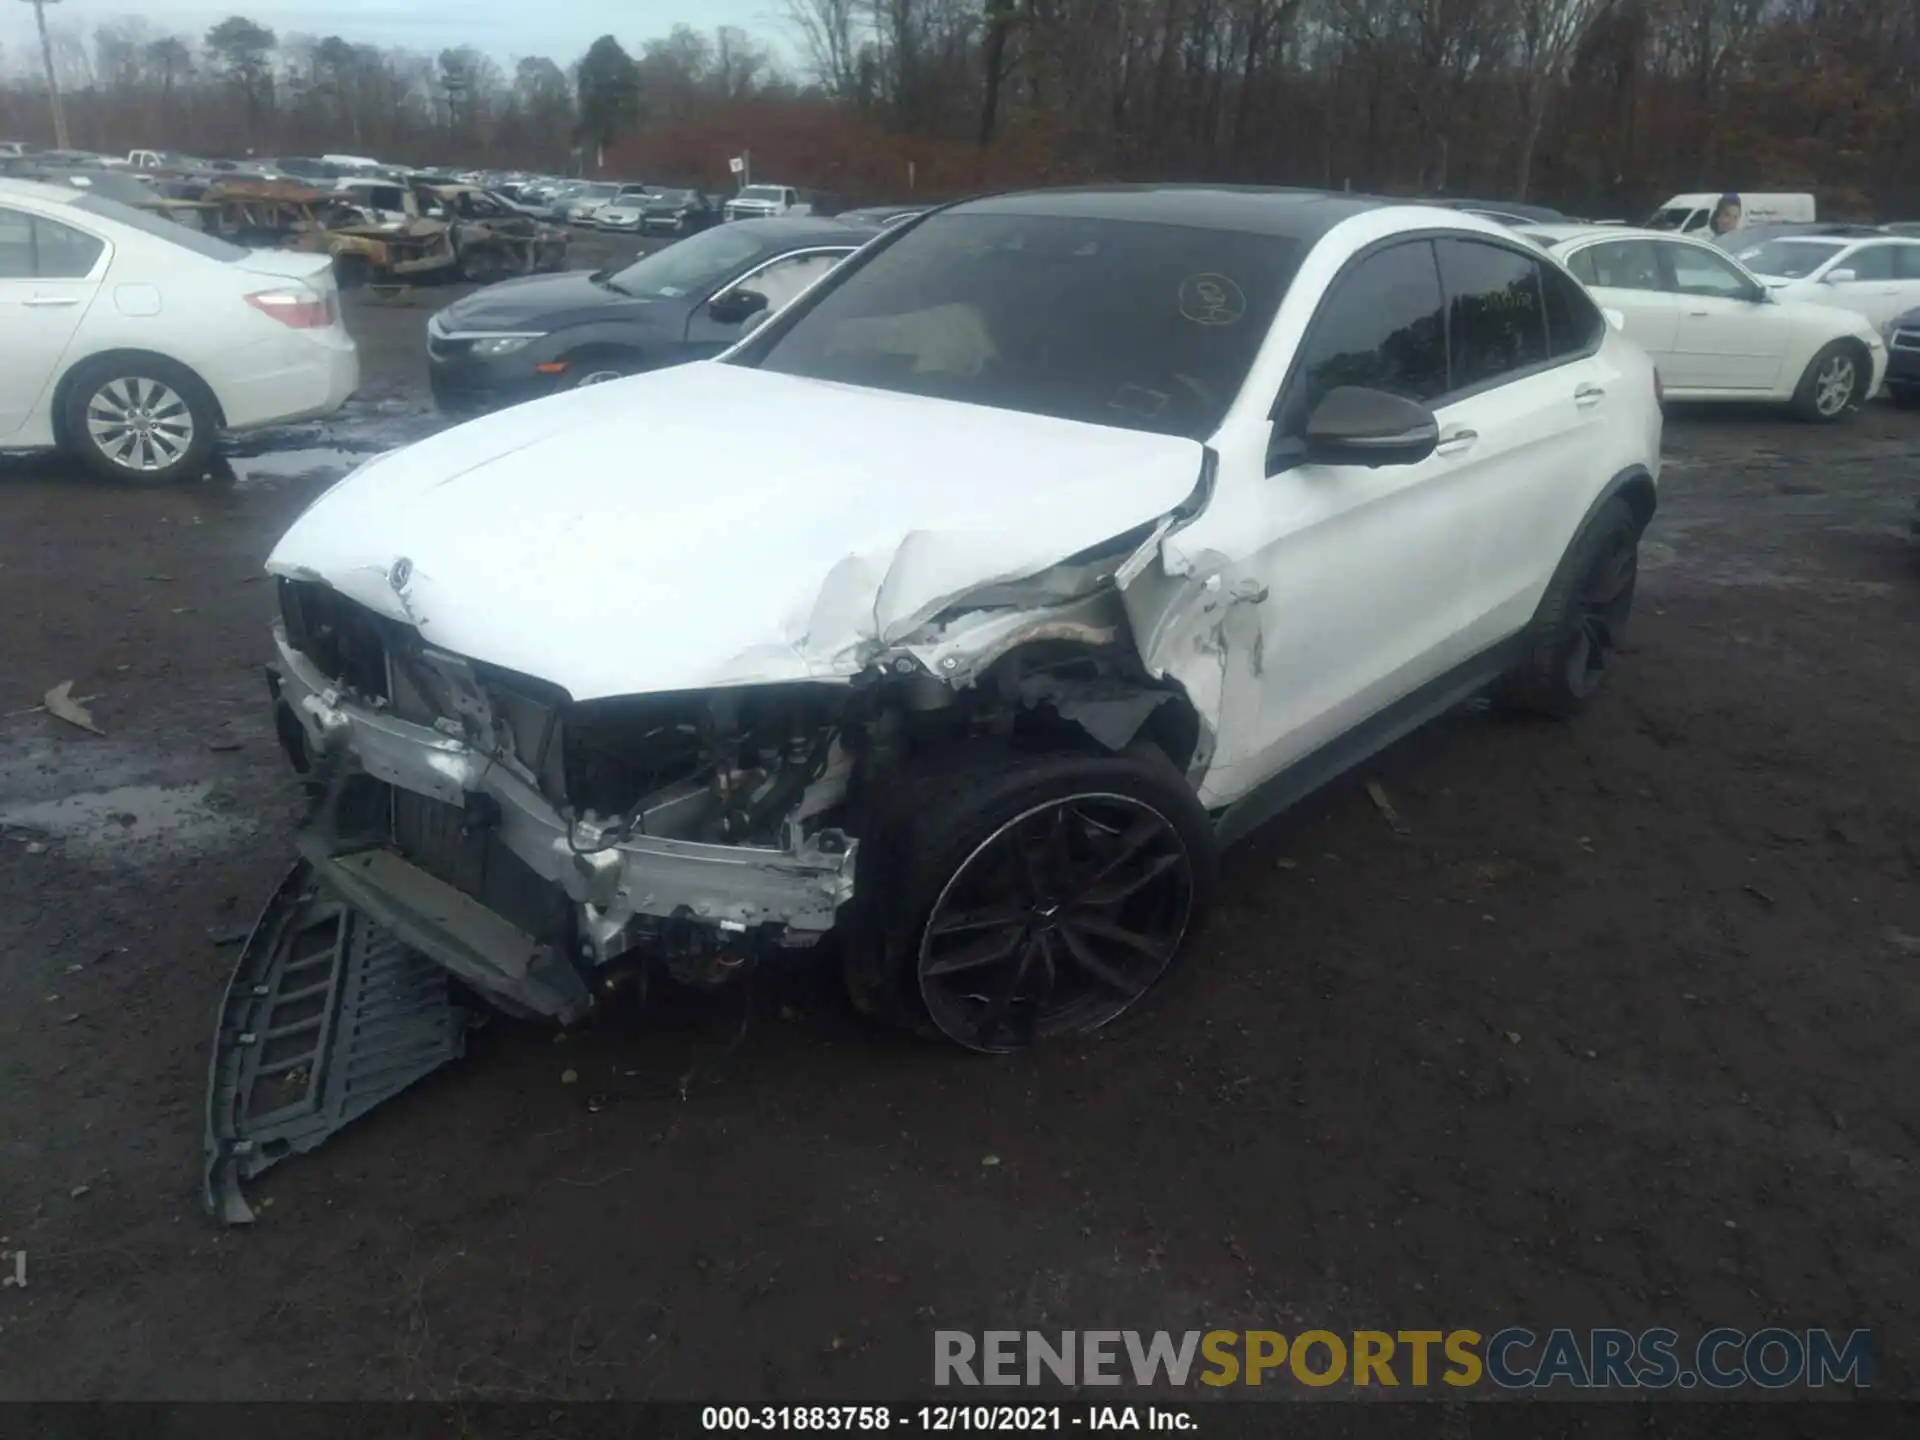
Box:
1;177;357;480
1730;233;1920;331
1526;224;1888;421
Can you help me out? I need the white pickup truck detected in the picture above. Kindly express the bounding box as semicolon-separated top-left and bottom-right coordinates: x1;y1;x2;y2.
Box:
724;184;812;222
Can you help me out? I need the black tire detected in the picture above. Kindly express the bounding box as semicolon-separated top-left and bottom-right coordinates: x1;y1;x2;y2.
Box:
842;745;1219;1051
332;253;372;290
1497;495;1642;718
60;355;219;482
458;248;505;284
1789;340;1868;422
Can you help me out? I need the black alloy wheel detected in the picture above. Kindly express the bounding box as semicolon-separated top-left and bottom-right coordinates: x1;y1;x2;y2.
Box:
917;793;1195;1052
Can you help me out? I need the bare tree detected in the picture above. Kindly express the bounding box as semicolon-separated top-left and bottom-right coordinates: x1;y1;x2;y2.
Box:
1511;0;1614;198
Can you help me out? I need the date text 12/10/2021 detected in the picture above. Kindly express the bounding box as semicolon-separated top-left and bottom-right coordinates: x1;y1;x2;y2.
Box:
702;1406;1197;1431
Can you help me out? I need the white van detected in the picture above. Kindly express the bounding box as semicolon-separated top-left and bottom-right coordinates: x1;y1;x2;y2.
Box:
1646;192;1815;234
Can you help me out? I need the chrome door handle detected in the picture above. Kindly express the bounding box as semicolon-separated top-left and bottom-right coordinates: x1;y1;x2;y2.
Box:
1575;383;1606;406
23;296;81;308
1434;428;1478;455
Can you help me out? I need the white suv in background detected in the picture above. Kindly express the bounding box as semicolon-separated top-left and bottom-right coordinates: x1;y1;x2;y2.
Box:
0;177;357;480
259;190;1663;1061
1526;224;1888;420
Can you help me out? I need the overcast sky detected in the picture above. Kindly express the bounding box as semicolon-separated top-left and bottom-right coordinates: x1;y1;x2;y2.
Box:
1;0;796;68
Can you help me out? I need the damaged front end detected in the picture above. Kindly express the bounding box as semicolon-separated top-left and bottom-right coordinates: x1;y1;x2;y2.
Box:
209;388;1224;1217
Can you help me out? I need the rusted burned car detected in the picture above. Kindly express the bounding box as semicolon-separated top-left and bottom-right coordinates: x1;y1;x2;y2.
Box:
157;178;459;285
417;182;570;281
209;187;1662;1221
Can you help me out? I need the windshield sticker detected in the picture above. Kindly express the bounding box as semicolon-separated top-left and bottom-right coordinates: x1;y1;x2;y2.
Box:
1179;273;1247;326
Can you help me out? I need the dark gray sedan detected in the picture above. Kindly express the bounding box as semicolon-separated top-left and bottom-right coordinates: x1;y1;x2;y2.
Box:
425;217;878;414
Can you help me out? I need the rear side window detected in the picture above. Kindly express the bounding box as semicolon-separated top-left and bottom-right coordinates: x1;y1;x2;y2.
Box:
1287;239;1447;423
0;206;106;278
1897;244;1920;280
0;206;32;277
33;215;105;277
1435;238;1548;391
1540;262;1604;358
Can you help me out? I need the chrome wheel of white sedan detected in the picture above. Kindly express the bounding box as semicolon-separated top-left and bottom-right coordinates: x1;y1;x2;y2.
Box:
64;359;218;481
1813;355;1856;416
86;377;196;473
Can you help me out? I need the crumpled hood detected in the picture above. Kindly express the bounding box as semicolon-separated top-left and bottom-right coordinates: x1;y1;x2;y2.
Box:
267;363;1204;700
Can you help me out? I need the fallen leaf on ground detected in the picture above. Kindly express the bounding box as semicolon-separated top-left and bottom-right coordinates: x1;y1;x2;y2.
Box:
42;682;103;735
1366;781;1411;835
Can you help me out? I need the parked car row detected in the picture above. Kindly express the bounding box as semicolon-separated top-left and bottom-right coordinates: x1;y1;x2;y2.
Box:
1521;224;1903;420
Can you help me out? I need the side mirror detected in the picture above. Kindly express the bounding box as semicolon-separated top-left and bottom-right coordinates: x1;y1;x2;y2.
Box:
708;287;770;325
1602;307;1626;331
1298;387;1440;469
1823;268;1857;285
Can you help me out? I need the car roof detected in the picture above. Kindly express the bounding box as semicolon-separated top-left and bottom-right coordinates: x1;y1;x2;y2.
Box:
1766;234;1875;246
1520;223;1682;247
736;215;880;244
0;176;84;205
947;185;1398;239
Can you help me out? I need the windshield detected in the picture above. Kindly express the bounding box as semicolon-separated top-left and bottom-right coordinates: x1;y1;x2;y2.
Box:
651;189;694;203
73;193;250;261
578;184;618;200
603;224;768;299
1645;207;1698;232
748;210;1302;441
1736;239;1844;278
740;186;784;202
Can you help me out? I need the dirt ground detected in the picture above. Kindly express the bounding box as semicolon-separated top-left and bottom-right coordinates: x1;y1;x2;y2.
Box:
0;251;1916;1406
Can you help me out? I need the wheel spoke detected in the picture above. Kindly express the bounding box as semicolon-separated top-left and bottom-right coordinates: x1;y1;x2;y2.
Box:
1074;850;1183;909
1074;816;1164;895
1067;911;1171;964
926;901;1029;939
972;936;1037;1046
1057;922;1148;997
923;927;1023;977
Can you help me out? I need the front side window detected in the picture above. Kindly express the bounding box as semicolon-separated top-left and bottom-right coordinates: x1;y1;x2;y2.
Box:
1895;243;1920;280
1737;239;1843;278
1436;237;1548;391
749;210;1303;440
1836;244;1897;281
1287;240;1447;424
1665;243;1757;298
1568;239;1663;292
736;251;848;312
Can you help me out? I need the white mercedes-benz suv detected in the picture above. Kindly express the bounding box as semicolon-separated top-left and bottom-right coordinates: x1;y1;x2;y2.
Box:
228;188;1661;1205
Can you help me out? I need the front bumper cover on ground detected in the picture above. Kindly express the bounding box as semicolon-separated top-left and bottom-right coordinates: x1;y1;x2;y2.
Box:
204;861;468;1225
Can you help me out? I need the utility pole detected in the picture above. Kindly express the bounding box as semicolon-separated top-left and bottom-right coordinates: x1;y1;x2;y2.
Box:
23;0;70;150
